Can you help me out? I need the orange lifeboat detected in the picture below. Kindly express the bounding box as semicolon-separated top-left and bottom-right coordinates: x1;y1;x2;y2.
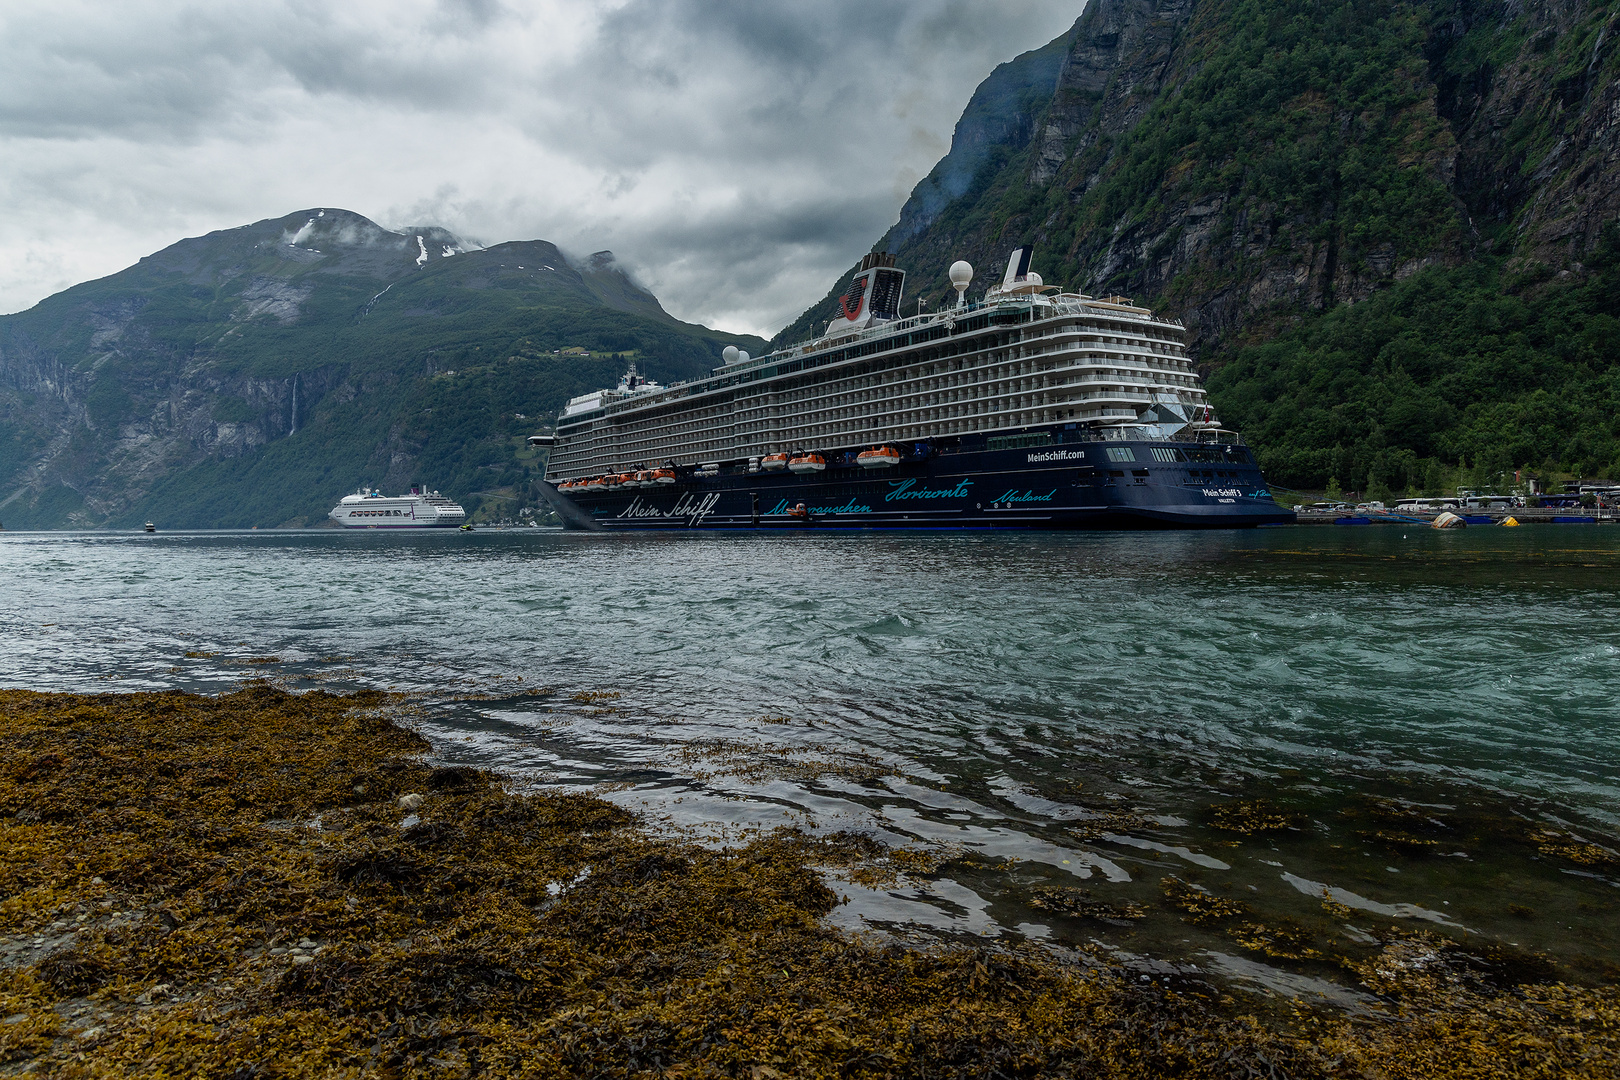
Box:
787;452;826;474
857;445;902;469
630;469;650;486
603;474;622;489
583;476;606;491
651;467;676;484
760;452;790;471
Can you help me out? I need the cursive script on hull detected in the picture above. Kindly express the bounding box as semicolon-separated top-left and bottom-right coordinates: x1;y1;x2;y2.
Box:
885;478;973;502
767;498;873;516
614;492;722;525
991;489;1057;505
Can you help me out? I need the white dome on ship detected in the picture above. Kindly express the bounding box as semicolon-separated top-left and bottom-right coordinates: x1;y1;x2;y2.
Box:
1026;271;1043;288
722;345;739;364
737;350;750;364
948;261;973;288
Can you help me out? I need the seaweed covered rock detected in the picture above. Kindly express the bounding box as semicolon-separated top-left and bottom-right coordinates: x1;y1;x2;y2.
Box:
1;687;1616;1078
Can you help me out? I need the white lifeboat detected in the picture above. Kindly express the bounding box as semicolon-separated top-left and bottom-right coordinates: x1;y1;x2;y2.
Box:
857;446;902;469
788;452;826;474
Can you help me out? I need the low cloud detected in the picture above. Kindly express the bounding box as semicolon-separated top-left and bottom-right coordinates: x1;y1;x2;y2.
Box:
0;0;1079;335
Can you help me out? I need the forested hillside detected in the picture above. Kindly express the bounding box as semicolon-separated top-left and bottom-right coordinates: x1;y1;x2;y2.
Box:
0;210;764;528
781;0;1620;491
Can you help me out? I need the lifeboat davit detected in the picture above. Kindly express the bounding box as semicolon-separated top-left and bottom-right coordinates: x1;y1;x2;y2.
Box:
760;453;790;471
652;467;677;484
788;452;826;474
857;446;902;469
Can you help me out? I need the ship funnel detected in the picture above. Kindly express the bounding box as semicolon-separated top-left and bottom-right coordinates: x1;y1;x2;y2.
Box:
826;251;906;339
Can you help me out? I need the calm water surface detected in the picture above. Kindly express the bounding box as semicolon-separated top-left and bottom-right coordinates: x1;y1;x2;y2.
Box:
3;525;1617;1000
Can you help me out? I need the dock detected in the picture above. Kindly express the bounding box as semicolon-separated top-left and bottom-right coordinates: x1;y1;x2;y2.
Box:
1292;508;1618;526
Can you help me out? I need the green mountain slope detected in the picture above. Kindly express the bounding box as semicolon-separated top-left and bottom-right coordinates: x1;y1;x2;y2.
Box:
780;0;1620;489
0;210;765;528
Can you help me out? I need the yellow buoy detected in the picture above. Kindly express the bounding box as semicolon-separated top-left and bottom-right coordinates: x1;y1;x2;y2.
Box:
1502;516;1520;527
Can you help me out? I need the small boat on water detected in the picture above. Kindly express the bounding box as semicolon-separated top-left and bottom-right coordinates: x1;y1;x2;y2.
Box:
144;522;156;532
857;446;902;469
788;452;826;474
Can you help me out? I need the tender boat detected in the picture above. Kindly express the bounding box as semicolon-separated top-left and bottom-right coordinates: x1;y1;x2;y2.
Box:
761;453;790;471
651;467;677;484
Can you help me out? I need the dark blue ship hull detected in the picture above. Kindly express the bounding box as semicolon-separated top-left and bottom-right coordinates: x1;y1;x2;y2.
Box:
541;435;1293;531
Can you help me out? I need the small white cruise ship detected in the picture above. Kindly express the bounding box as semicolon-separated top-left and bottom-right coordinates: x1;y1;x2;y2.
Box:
329;486;466;529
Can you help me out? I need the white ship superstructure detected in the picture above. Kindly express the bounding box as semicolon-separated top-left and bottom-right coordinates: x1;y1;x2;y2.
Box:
547;247;1211;480
329;487;466;528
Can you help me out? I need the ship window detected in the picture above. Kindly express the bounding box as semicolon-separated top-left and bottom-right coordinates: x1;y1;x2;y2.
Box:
1105;447;1135;463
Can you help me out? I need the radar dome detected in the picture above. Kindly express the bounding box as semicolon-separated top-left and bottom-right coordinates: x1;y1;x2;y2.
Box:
948;261;973;288
722;346;739;364
737;350;750;364
1026;271;1043;288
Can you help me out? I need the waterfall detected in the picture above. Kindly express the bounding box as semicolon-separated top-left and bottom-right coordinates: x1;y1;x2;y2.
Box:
290;374;299;435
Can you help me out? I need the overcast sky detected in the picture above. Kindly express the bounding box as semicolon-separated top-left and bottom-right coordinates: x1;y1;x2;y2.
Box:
0;1;1080;336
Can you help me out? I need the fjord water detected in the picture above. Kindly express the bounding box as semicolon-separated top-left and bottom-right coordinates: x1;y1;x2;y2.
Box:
4;526;1618;994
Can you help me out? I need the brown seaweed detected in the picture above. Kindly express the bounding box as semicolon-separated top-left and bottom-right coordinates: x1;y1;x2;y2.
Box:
1;686;1616;1078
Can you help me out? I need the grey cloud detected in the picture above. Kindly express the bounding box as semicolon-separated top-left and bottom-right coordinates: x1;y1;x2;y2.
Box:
0;0;1082;334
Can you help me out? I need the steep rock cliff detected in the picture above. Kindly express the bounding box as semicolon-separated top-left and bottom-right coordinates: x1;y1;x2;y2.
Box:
776;0;1620;488
781;0;1619;357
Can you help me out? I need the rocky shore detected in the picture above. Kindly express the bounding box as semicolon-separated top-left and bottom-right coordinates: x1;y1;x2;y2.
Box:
1;686;1614;1078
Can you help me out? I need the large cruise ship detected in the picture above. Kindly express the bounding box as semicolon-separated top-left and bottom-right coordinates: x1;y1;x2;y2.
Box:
537;246;1291;530
329;487;466;528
